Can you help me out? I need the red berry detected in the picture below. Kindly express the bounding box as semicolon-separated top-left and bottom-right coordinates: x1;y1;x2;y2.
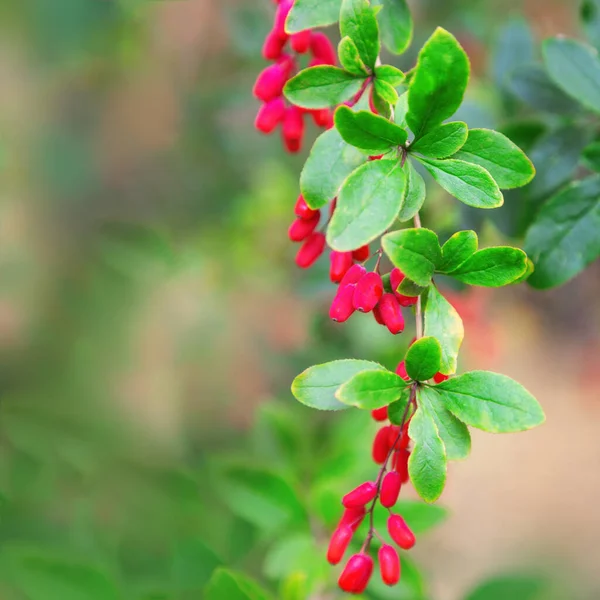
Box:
379;545;401;586
380;471;402;508
295;232;325;268
390;268;419;305
339;506;366;532
310;32;336;65
434;372;450;384
327;525;353;565
352;244;370;262
373;304;385;325
388;425;404;451
397;294;419;307
288;214;320;242
294;195;318;219
253;64;287;102
372;426;391;464
371;406;388;422
255;97;286;134
291;29;311;53
342;481;377;508
369;154;384;161
393;449;410;483
388;514;416;550
311;108;333;128
395;360;410;381
339;554;374;594
330;284;356;323
274;0;293;40
262;29;286;60
282;106;305;153
390;268;405;294
369;89;378;114
353;272;384;313
277;53;295;78
339;263;367;288
330;251;354;283
379;293;405;334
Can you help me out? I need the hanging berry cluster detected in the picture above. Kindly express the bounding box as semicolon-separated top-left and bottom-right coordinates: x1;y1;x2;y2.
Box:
254;0;545;595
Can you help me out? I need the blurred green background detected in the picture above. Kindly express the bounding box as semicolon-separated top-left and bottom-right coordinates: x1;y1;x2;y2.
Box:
0;0;599;598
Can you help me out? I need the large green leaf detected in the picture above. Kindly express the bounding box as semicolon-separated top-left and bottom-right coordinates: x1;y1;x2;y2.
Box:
286;0;342;33
407;28;470;139
405;337;442;382
543;37;600;113
336;369;409;409
172;538;223;591
465;574;548;600
418;157;503;209
375;0;413;55
449;247;528;287
327;159;406;251
434;371;545;433
439;230;478;273
454;129;535;189
525;175;600;289
338;36;369;76
205;569;272;600
409;122;468;159
284;66;366;109
340;0;380;69
291;359;385;410
423;285;464;375
300;128;367;210
382;228;442;286
397;159;426;222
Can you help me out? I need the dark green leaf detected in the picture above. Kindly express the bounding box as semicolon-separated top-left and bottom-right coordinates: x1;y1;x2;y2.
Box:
334;106;408;153
286;0;341;33
374;78;399;104
466;574;548;600
375;64;405;87
397;277;426;296
376;0;413;55
449;247;528;287
291;359;385;410
328;159;406;251
382;228;442;286
387;388;413;424
493;19;535;90
417;157;503;209
499;120;546;153
284;66;366;109
340;0;380;69
407;27;470;139
336;369;409;409
405;337;442;382
439;230;478;273
435;371;545;433
205;569;272;600
409;122;468;159
173;538;222;591
582;0;600;50
398;159;426;222
581;140;600;171
423;285;464;375
454;128;535;189
525;175;600;289
338;36;369;76
300;128;367;210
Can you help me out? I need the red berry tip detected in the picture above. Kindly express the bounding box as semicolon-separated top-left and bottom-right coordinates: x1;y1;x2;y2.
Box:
294;195;318;220
330;251;354;284
353;272;384;313
352;244;370;262
295;232;326;268
329;283;356;323
380;471;402;508
371;406;388;422
379;293;405;335
327;525;354;565
388;514;416;550
379;545;401;586
372;425;392;464
339;506;366;532
288;213;320;242
433;372;450;384
342;481;377;508
395;360;410;381
338;554;374;594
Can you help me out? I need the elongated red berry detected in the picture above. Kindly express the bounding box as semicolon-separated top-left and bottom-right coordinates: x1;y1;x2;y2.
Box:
339;554;374;594
388;514;416;550
353;272;383;313
373;425;391;464
295;195;318;219
371;406;388;422
339;506;366;532
379;293;405;334
291;29;311;53
352;244;370;262
274;0;293;40
253;64;287;102
327;525;353;565
255;98;286;134
330;251;354;283
277;53;295;78
311;108;333;128
390;268;419;306
342;481;377;508
295;232;325;268
339;264;367;288
393;448;410;483
330;284;356;323
397;293;418;307
380;471;402;508
310;31;336;64
395;360;410;381
379;545;401;586
373;304;385;325
262;29;286;60
388;425;403;452
282;106;305;153
434;372;449;383
288;214;320;242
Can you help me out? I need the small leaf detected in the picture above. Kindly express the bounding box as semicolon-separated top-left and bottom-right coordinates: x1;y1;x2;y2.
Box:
525;175;600;289
205;568;272;600
338;36;369;76
376;0;413;55
284;66;366;109
340;0;380;69
439;230;478;273
374;78;399;104
434;370;545;433
454;128;536;189
336;369;409;409
405;337;442;382
449;247;528;287
581;140;600;172
334;106;408;153
382;228;442;286
409;122;468;159
397;277;426;296
408;404;447;502
286;0;342;33
327;159;406;251
417;157;504;209
300;128;367;210
423;285;464;375
292;359;386;410
407;27;470;139
387;388;413;424
375;64;405;87
398;159;426;222
394;92;409;128
370;86;393;119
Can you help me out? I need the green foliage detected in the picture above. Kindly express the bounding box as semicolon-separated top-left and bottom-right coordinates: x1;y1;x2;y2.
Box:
439;230;478;273
374;0;413;55
447;247;528;287
405;337;442;381
465;574;548;600
286;0;342;32
398;160;426;221
340;0;380;70
205;569;272;600
409;122;468;159
338;36;369;76
336;369;409;409
374;64;405;87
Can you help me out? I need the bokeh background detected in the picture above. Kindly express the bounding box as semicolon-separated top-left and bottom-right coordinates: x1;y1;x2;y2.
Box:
0;0;599;598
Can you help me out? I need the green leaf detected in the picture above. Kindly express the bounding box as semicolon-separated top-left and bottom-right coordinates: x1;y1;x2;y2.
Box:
405;337;442;382
466;574;548;600
449;247;528;287
327;159;406;251
581;140;600;172
397;160;426;222
172;538;222;591
387;388;413;424
263;534;315;580
435;371;545;433
453;128;535;189
409;122;468;159
418;386;471;460
493;19;535;90
397;277;426;296
417;157;503;209
205;569;272;600
582;0;600;50
408;404;447;502
338;36;369;76
300;128;367;210
407;27;470;139
291;359;386;410
334;106;408;153
439;230;478;273
543;37;600;113
525;175;600;289
374;78;399;104
286;0;341;33
340;0;380;69
382;228;442;286
423;285;464;375
336;369;409;409
370;86;393;119
394;92;409;128
395;500;448;535
284;66;366;109
375;64;405;87
376;0;413;55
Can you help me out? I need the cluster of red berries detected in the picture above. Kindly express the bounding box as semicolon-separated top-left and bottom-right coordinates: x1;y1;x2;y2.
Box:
253;0;336;152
